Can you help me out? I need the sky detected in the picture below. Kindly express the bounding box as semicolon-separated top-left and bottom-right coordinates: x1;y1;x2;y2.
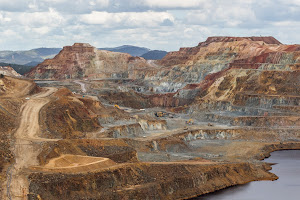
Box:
1;0;300;51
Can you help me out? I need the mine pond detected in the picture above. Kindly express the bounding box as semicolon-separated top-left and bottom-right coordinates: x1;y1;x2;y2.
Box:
195;150;300;200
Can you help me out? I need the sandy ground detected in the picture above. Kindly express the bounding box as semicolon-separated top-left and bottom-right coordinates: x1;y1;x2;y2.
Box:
1;77;33;98
30;155;117;174
4;87;57;200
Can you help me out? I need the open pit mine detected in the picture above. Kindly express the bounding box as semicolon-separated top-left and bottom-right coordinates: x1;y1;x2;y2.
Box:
0;37;300;200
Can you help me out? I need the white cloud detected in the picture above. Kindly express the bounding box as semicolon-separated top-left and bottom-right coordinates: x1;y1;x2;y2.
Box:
143;0;207;8
278;0;300;6
0;0;31;12
37;0;110;13
0;12;11;23
186;2;257;28
80;11;174;27
271;20;300;27
32;26;52;35
2;29;18;37
14;8;65;27
1;0;300;51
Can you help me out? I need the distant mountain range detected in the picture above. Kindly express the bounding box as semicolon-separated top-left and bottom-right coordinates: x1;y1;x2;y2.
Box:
99;45;150;57
0;48;62;65
0;45;168;74
99;45;168;60
140;50;168;60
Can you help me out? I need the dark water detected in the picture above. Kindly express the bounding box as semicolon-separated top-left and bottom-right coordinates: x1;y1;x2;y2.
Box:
195;150;300;200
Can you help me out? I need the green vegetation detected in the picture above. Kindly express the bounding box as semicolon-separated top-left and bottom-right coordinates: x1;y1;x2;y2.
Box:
0;63;35;75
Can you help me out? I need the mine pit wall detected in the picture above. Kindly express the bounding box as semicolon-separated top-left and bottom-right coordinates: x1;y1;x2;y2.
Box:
205;114;300;127
104;123;145;138
231;116;300;127
28;162;275;200
97;87;195;109
101;120;167;138
191;96;300;125
254;142;300;160
191;100;233;113
234;94;300;108
273;105;300;112
138;119;167;131
147;93;194;108
193;95;300;114
147;128;300;153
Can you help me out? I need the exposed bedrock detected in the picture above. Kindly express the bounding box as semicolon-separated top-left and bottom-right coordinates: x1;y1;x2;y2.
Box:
234;94;300;108
148;128;300;151
101;123;145;138
40;88;132;139
0;66;22;77
98;119;167;138
231;116;300;127
98;89;195;109
254;142;300;160
25;43;153;80
138;119;167;131
28;162;274;200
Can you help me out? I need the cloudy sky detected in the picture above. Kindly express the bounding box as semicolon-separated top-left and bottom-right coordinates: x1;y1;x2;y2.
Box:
1;0;300;51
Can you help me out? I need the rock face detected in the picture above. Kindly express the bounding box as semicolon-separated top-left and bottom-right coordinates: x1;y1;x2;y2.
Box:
154;36;299;86
39;88;130;139
0;66;21;77
26;43;152;80
28;162;275;200
25;37;300;112
26;37;300;95
158;36;282;67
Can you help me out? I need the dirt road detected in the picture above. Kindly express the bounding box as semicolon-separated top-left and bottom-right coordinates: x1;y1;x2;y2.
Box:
74;80;87;93
5;87;57;200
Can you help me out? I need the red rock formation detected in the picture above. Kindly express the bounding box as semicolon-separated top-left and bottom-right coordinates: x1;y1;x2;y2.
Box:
158;36;295;67
204;36;281;45
26;43;152;80
26;43;95;79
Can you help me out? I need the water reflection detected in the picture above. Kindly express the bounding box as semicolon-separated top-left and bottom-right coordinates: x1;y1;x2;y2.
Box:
194;150;300;200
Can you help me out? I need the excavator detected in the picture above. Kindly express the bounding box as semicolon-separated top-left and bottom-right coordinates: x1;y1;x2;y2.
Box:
186;119;194;125
155;111;166;117
114;104;120;109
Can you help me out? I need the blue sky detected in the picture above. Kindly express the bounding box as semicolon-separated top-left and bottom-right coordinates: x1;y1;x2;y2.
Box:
1;0;300;51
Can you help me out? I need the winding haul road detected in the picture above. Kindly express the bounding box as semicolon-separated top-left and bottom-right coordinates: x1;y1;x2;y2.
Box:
74;80;87;93
5;87;57;200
